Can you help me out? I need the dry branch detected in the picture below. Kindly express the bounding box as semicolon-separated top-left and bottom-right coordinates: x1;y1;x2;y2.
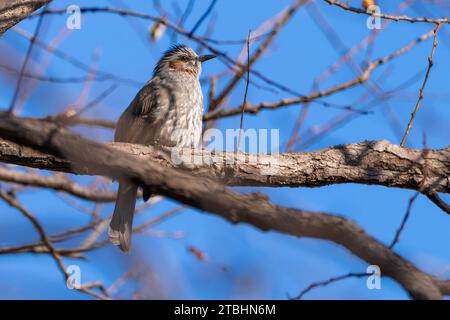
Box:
401;25;440;146
205;27;437;121
0;0;51;36
324;0;450;25
0;167;116;201
209;0;305;110
0;137;448;194
0;113;448;299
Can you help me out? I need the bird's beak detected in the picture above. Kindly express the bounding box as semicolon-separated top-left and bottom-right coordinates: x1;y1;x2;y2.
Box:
198;54;217;62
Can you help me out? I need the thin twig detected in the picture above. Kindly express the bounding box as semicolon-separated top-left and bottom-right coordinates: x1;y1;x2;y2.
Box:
11;27;142;88
0;167;117;202
237;31;251;152
390;192;419;249
133;206;185;233
171;0;195;42
205;27;436;121
290;272;369;300
210;0;306;110
0;188;111;299
68;83;118;118
0;62;125;83
401;24;440;146
0;188;67;275
26;5;311;98
324;0;450;25
8;4;48;113
189;0;218;35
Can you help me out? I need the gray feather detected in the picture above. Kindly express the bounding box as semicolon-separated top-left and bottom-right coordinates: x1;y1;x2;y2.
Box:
109;180;137;252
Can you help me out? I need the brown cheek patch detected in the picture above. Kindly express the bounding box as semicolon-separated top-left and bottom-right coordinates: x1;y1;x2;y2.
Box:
169;60;185;71
169;60;198;77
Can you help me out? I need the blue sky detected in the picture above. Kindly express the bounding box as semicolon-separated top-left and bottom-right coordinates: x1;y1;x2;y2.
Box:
0;0;449;299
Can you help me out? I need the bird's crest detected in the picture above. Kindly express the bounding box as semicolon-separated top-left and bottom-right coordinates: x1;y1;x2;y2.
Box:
153;44;197;76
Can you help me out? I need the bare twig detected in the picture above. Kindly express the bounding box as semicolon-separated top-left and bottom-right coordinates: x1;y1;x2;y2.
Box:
172;0;195;42
189;0;217;35
11;27;142;87
133;206;185;233
26;6;305;98
46;116;116;129
323;0;450;25
237;31;251;152
0;188;110;300
0;62;124;84
0;167;117;202
390;192;419;249
290;272;369;300
8;3;47;113
0;188;66;274
205;27;437;121
401;24;440;146
209;0;306;110
74;83;118;117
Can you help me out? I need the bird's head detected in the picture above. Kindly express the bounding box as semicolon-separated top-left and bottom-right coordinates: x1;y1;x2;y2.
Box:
153;45;216;78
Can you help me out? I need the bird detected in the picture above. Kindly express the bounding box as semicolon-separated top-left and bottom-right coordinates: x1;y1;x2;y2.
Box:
109;45;216;252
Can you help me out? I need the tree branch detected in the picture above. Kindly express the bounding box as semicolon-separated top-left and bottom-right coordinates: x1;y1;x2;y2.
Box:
323;0;450;25
205;27;437;121
0;167;116;201
0;0;51;36
0;113;448;299
0;137;448;194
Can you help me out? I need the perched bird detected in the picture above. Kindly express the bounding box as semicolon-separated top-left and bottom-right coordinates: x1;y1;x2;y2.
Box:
109;45;216;252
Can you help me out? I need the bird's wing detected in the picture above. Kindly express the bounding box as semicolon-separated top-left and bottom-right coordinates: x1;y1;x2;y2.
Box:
114;78;169;144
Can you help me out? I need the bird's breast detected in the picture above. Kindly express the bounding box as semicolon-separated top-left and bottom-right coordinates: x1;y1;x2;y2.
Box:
155;77;203;148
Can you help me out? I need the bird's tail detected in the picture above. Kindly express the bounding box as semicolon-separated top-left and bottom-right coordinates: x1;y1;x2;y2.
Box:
109;180;137;252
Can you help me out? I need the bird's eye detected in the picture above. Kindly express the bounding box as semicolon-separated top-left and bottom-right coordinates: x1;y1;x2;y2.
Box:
180;56;190;62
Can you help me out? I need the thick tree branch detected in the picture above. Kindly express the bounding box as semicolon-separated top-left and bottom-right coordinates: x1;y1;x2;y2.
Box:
0;113;448;299
0;0;51;36
0;138;448;194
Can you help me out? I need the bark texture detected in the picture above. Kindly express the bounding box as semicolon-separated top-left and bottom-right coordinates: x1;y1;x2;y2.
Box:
0;114;448;299
0;138;448;193
0;0;51;36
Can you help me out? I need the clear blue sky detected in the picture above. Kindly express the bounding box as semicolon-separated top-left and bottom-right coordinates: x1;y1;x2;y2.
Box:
0;0;449;299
